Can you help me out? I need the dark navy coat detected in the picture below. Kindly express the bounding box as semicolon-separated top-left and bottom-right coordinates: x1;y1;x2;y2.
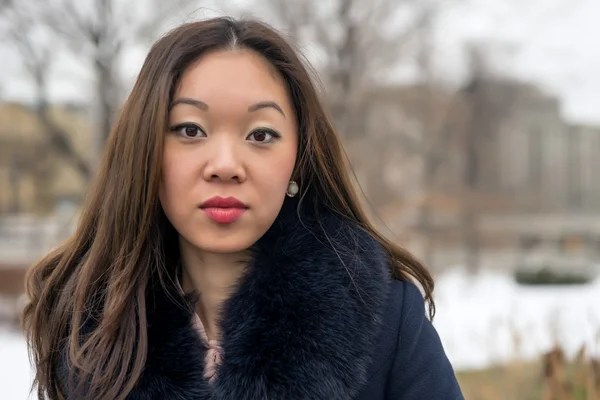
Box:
62;198;464;399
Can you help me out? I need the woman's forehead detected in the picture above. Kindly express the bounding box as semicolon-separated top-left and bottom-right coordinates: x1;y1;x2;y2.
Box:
174;50;290;107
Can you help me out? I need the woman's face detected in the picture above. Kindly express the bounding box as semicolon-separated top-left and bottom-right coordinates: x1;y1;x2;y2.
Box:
160;49;298;254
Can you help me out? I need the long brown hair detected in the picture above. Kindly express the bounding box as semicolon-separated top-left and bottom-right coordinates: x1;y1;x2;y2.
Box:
22;17;434;400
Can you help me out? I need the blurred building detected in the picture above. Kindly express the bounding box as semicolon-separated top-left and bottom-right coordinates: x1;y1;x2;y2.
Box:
355;78;600;213
465;78;600;213
0;103;91;305
0;102;92;215
342;78;600;266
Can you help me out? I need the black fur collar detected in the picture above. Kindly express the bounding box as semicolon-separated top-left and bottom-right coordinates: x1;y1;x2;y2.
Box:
135;197;391;399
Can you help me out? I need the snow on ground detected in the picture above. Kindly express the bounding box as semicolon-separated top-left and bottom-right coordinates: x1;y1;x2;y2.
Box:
433;267;600;370
0;327;33;400
2;268;600;399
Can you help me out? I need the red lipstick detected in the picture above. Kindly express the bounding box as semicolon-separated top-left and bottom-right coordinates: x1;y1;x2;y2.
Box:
199;196;247;224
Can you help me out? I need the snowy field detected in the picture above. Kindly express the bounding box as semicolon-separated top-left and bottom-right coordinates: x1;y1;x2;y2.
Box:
0;326;33;400
2;267;600;399
434;267;600;369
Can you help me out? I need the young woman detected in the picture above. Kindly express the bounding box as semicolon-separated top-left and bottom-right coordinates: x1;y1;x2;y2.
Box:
22;17;464;400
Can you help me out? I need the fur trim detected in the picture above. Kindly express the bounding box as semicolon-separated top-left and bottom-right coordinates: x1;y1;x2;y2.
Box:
133;197;391;399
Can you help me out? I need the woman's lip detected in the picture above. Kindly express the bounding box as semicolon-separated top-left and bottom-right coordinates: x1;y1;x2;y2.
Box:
202;207;246;224
200;196;247;209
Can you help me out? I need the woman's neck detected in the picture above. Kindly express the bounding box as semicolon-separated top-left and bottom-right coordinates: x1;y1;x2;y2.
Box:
179;240;249;341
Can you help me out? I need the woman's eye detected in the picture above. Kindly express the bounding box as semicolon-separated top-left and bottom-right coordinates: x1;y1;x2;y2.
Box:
170;124;206;139
247;128;281;143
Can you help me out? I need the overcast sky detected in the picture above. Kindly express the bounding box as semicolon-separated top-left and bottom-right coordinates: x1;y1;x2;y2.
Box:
0;0;598;125
435;0;600;125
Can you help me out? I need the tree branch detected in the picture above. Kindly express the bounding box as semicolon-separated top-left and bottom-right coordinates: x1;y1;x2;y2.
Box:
2;0;92;179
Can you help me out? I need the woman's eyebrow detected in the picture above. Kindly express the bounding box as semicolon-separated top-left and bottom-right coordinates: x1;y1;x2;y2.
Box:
248;101;285;117
170;97;209;111
170;98;285;118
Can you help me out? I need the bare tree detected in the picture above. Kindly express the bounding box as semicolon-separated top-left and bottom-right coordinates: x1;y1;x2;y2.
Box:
254;0;442;138
401;5;460;269
37;0;204;161
1;1;92;179
459;43;518;273
1;0;204;176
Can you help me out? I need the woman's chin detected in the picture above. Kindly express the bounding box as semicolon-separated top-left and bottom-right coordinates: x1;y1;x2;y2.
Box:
190;237;256;255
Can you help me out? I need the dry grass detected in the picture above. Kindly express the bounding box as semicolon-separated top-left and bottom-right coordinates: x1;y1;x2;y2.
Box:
457;345;600;400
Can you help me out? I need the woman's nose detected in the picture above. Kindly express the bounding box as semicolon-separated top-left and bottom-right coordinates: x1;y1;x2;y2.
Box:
202;138;246;183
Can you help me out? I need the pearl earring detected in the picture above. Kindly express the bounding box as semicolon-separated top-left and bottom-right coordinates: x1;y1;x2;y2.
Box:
286;181;299;197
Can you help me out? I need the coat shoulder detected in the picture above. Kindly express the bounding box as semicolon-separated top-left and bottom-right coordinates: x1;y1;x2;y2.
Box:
364;279;423;378
358;279;465;400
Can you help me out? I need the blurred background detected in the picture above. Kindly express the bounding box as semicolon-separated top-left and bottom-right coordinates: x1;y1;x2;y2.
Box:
0;0;599;398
